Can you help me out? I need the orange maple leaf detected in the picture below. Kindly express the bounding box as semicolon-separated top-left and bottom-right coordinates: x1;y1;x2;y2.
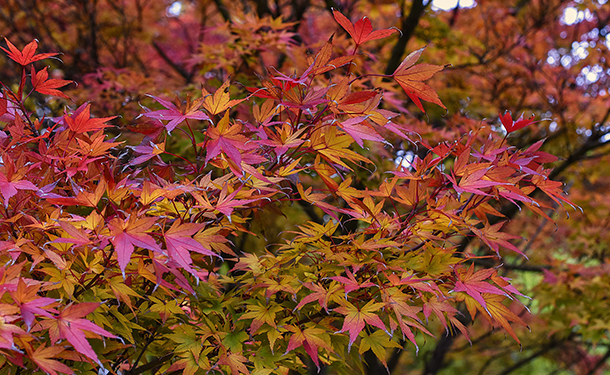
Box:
30;345;74;375
392;47;447;112
201;80;245;115
30;66;72;99
64;103;116;134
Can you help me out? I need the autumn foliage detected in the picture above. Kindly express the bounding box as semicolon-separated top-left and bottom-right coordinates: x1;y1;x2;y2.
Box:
0;1;602;374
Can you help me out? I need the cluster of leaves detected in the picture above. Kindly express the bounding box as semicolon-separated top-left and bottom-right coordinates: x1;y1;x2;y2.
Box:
0;9;576;375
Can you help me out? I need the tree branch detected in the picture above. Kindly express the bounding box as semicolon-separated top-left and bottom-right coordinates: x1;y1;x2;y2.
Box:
384;0;430;75
151;40;192;83
498;340;563;375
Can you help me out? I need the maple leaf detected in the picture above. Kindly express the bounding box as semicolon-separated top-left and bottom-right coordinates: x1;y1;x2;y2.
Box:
446;167;507;197
205;112;256;167
164;221;219;276
30;345;74;375
423;296;469;338
0;170;38;208
193;184;257;218
30;66;72;99
201;80;246;115
41;302;116;365
332;9;398;46
257;123;306;159
129;140;166;166
330;268;375;297
310;126;372;170
217;351;250;375
285;325;333;370
337;116;383;147
51;220;92;246
239;303;283;334
246;76;298;100
452;264;507;315
334;300;388;351
472;222;525;258
499;111;537;134
1;38;57;66
108;215;163;276
466;294;528;345
296;182;356;221
359;330;402;370
295;281;342;313
138;181;167;206
75;131;122;157
143;95;210;132
149;296;184;324
0;315;27;351
9;279;55;329
392;47;447;112
306;35;357;76
380;285;434;349
64;103;116;134
532;171;577;209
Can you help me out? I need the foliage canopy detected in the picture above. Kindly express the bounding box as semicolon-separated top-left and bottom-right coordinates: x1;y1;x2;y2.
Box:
0;0;609;374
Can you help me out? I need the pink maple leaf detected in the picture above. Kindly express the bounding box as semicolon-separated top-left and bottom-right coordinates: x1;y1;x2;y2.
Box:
143;95;210;132
41;302;116;365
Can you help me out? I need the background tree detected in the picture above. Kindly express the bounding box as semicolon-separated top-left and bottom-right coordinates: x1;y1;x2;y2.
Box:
0;0;609;374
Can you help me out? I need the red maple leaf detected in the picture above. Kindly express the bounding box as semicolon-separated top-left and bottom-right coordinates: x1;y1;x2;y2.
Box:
392;47;446;112
30;66;72;99
332;9;398;46
499;111;538;134
194;184;258;218
423;297;469;339
532;171;577;209
64;103;115;134
1;38;57;66
41;302;116;365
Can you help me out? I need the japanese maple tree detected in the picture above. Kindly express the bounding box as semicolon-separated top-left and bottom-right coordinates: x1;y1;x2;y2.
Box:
0;0;607;374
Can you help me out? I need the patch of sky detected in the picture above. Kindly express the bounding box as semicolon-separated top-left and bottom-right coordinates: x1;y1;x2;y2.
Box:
432;0;476;11
395;150;415;169
167;1;183;17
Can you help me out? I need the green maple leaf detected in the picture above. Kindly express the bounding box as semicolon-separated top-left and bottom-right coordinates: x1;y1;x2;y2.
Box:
359;330;402;370
239;303;283;334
